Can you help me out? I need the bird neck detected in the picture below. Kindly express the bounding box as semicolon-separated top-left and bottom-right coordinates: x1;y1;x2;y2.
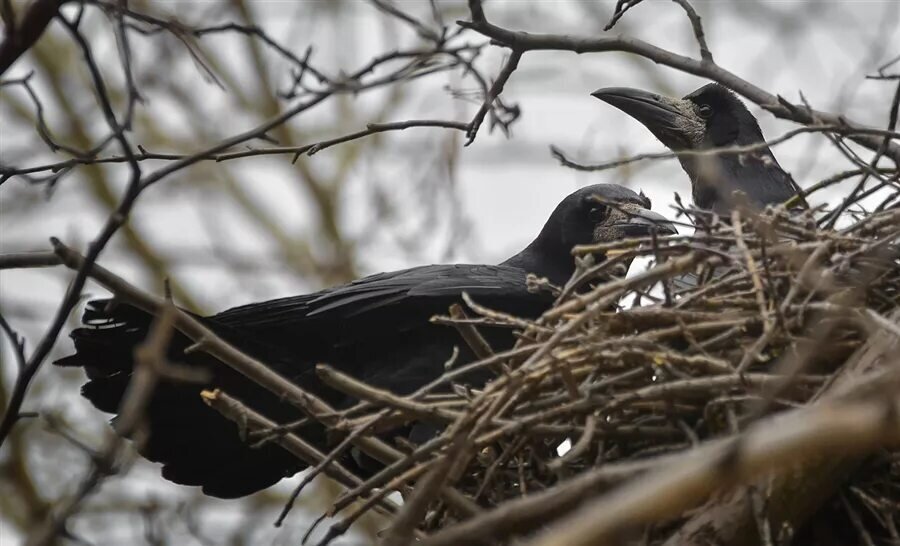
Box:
679;149;797;214
501;238;578;287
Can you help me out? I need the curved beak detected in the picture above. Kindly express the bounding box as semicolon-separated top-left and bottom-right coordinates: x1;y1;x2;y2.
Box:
591;87;702;150
614;208;677;237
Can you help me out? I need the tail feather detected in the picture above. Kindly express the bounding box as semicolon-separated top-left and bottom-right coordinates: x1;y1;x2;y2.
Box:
55;299;306;498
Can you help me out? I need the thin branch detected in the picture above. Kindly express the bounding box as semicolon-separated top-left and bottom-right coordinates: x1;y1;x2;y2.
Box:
0;12;143;447
457;5;900;163
464;48;522;145
1;119;470;179
671;0;714;62
522;393;900;546
550;126;898;174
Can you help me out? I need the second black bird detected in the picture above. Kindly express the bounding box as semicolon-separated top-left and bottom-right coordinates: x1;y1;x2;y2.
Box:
592;82;804;215
56;183;675;498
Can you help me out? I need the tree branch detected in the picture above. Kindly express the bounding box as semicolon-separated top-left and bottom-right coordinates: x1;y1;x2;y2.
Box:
457;2;900;163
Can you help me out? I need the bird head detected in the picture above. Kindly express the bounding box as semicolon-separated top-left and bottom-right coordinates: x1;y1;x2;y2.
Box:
591;83;765;151
591;83;798;214
506;184;676;285
551;184;676;250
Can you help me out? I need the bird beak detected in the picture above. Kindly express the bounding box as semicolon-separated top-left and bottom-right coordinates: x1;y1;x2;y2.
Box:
591;87;703;150
613;208;677;237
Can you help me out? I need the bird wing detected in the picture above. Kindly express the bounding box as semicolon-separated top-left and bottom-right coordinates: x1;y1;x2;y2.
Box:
54;263;551;497
211;264;547;346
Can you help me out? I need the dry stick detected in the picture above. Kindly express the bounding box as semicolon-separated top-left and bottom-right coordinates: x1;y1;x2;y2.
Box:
360;375;501;544
840;493;878;546
315;464;430;546
604;0;646;30
865;308;900;339
184;329;402;467
723;406;776;546
368;0;441;42
638;316;757;344
199;390;363;487
0;252;62;269
0;73;78;163
550;124;875;175
733;211;774;373
472;372;820;448
333;332;539;428
598;374;820;417
821;80;900;229
379;431;473;546
305;372;482;535
330;434;450;516
520;393;900;546
548;414;597;471
464;48;522;145
671;0;713;62
199;389;401;525
2;124;473;180
421;447;717;546
545;252;705;321
299;408;435;511
787;168;898;209
471;436;526;500
133;44;476;193
316;347;546;524
742;238;890;426
0;313;27;370
294;120;468;162
461;292;547;333
447;304;494;360
313;302;518;520
661;309;900;546
316;365;460;425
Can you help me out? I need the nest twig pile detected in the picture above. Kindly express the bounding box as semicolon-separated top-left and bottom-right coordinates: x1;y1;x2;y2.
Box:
217;202;900;546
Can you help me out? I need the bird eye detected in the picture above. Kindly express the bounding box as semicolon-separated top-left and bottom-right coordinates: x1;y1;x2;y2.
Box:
588;207;608;223
697;104;713;118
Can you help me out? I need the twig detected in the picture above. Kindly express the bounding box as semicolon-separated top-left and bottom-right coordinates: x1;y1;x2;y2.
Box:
523;393;900;546
457;2;900;162
463;48;522;145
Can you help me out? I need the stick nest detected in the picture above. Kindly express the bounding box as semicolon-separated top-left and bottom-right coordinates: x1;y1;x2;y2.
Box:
301;204;899;545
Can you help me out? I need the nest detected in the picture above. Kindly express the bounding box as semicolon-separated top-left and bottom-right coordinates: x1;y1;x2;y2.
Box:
220;202;899;546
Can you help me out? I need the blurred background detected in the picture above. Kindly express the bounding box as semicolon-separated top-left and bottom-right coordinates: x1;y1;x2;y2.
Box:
1;1;897;544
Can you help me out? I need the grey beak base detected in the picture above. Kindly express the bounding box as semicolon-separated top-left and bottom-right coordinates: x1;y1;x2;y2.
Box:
615;209;677;237
591;87;687;129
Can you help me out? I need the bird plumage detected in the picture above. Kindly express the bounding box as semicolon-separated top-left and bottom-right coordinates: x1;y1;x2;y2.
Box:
56;183;675;498
593;83;807;290
592;83;805;216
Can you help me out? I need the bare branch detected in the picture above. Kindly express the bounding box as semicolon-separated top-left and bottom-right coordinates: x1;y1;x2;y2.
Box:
457;5;900;163
524;392;900;546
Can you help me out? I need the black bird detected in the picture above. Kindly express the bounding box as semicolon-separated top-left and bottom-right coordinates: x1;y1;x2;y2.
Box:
591;83;804;216
56;184;675;498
